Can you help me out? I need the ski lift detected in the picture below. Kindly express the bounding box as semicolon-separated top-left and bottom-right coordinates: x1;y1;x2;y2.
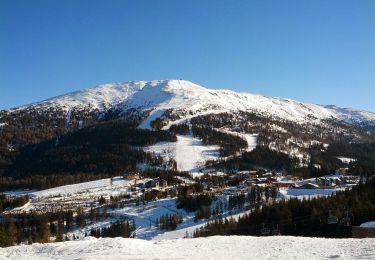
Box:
327;210;338;224
260;224;271;236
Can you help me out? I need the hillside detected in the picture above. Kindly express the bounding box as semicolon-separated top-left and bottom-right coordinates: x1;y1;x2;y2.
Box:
1;79;375;181
0;236;374;260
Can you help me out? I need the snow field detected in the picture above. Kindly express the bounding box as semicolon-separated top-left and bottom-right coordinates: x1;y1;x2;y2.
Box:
1;236;374;260
31;177;131;199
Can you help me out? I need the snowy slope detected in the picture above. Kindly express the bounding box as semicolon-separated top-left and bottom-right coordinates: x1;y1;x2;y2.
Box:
1;236;374;260
29;177;131;199
144;134;220;172
9;80;375;128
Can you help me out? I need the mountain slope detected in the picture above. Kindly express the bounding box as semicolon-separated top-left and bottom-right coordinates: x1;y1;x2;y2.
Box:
1;79;374;178
7;79;375;129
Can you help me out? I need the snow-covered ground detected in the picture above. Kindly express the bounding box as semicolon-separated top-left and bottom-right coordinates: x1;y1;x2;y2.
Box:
154;206;253;240
175;135;220;172
65;198;189;240
145;134;220;172
279;188;338;199
4;177;136;214
337;157;357;164
145;128;257;173
30;177;131;199
217;128;258;152
241;133;258;151
1;236;374;260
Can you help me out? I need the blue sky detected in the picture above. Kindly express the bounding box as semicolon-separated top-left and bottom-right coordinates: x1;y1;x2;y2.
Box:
1;0;374;111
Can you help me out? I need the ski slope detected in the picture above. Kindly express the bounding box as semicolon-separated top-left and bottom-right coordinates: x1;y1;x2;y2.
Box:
175;135;220;172
145;134;220;172
1;236;374;260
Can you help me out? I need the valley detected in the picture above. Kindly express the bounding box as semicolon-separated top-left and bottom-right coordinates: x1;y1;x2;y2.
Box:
0;80;374;252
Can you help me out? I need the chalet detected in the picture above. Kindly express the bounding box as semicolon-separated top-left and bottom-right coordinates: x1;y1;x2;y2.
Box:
144;178;168;189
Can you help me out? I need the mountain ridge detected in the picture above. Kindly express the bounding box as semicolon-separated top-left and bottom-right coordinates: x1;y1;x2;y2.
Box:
5;79;375;128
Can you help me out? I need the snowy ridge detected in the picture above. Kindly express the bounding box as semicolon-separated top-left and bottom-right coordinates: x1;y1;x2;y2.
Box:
9;80;375;128
1;236;374;260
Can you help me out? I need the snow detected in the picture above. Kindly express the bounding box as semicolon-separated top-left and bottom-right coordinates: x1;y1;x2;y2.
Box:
3;177;136;214
360;222;375;228
1;236;374;260
337;157;357;164
154;206;252;240
279;188;339;199
30;177;130;199
1;190;36;197
66;198;189;241
144;141;176;162
138;109;166;129
145;134;220;172
218;129;258;152
9;80;375;128
175;135;220;172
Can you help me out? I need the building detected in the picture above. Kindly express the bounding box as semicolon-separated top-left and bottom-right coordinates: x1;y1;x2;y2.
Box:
144;178;168;189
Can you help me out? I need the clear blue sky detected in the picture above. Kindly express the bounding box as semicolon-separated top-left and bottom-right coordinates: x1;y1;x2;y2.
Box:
1;0;374;111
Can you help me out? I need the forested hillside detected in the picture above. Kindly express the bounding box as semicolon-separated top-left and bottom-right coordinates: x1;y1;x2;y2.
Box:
2;120;176;180
194;179;375;238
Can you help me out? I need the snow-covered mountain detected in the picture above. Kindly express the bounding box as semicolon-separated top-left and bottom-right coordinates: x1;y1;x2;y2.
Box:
9;79;375;129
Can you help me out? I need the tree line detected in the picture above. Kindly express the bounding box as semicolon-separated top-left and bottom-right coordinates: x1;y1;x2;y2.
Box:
5;121;175;178
90;219;135;238
192;125;248;156
193;179;375;238
0;203;119;247
155;213;183;231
